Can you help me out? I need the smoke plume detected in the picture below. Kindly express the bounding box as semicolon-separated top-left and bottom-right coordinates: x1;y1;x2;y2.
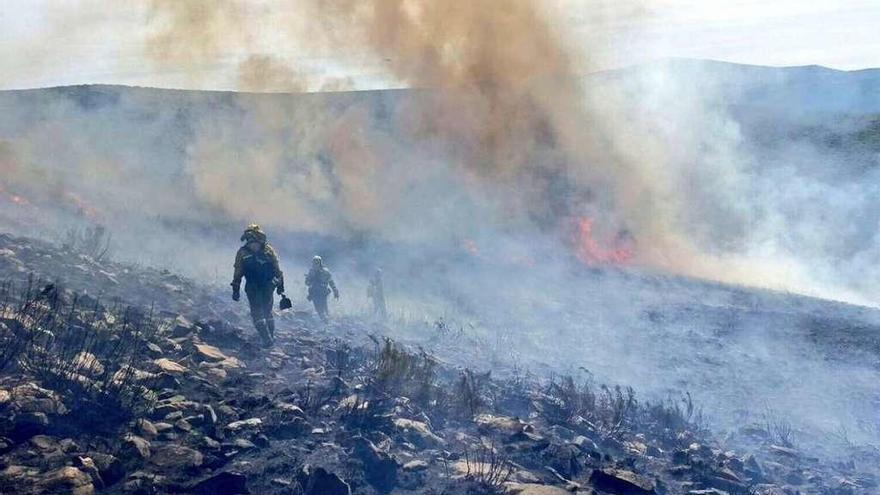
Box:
142;0;853;302
143;1;654;253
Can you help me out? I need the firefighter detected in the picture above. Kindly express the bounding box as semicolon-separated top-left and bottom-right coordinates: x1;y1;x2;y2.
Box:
231;224;284;347
367;268;387;319
305;255;338;321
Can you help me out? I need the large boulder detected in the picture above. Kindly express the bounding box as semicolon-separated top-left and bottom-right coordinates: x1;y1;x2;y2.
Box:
297;465;351;495
189;471;249;495
88;452;125;486
151;444;204;469
37;466;95;495
352;436;398;493
589;469;656;495
10;383;66;415
8;411;49;443
122;434;151;460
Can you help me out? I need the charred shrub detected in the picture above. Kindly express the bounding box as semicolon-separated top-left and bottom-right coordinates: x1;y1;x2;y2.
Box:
0;281;43;372
453;369;491;419
596;384;638;438
539;375;597;425
370;338;438;407
643;392;706;443
338;393;393;432
460;441;514;494
761;407;796;448
14;290;160;429
62;224;112;262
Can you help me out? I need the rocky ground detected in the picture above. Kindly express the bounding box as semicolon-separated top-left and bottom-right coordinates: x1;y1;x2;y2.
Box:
0;232;877;495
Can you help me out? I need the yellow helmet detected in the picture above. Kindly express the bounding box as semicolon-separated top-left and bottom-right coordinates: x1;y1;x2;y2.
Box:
241;224;267;243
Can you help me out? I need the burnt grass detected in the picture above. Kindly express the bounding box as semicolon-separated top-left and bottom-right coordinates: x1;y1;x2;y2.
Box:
0;232;877;495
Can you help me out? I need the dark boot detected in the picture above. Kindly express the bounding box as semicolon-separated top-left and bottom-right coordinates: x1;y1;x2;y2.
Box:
266;318;276;341
314;297;329;322
254;319;272;348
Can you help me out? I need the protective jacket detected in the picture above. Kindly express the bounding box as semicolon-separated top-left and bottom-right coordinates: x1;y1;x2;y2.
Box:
233;244;283;290
305;267;336;299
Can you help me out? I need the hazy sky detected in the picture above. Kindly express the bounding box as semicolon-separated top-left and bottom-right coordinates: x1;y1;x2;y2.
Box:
1;0;879;90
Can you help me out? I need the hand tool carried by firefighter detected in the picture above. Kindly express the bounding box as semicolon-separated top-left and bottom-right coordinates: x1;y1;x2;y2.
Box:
279;294;292;310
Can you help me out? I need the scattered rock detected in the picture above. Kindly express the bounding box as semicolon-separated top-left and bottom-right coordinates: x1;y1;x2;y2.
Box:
195;343;231;361
171;315;195;337
154;358;188;374
123;434;151;459
74;456;104;490
73;351;105;376
589;468;656;495
475;414;527;436
137;418;159;439
11;383;66;415
505;483;571;495
146;342;164;357
89;452;125;486
151;444;204;469
393;418;444;447
402;460;429;472
226;417;262;432
38;466;95;495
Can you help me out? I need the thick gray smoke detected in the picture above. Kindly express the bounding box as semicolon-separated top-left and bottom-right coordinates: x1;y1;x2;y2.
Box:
590;60;880;304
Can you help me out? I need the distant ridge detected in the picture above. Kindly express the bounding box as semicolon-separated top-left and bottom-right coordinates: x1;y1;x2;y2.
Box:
3;58;878;96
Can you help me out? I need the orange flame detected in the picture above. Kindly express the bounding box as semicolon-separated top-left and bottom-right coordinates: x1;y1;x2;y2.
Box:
0;184;31;207
572;216;634;266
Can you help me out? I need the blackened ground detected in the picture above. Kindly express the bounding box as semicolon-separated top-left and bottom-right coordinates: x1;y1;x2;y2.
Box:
0;232;878;495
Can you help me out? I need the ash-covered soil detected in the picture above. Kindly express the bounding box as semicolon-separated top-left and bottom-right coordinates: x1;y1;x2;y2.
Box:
0;232;878;495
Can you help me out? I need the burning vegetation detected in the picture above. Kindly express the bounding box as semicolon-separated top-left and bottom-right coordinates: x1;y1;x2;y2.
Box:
572;217;636;266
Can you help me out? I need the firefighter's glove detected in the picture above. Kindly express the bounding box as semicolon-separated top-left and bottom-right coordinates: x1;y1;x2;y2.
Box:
232;285;240;302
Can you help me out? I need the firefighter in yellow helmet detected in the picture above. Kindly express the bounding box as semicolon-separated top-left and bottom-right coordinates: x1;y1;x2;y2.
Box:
232;224;284;347
305;255;338;321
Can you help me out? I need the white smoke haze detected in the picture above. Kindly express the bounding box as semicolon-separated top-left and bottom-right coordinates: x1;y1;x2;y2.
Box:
1;0;879;463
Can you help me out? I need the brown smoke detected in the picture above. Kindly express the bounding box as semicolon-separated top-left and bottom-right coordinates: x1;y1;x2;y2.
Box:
144;0;770;287
144;1;625;223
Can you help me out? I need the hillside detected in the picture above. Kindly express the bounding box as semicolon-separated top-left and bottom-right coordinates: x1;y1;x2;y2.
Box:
2;60;880;494
1;232;878;494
